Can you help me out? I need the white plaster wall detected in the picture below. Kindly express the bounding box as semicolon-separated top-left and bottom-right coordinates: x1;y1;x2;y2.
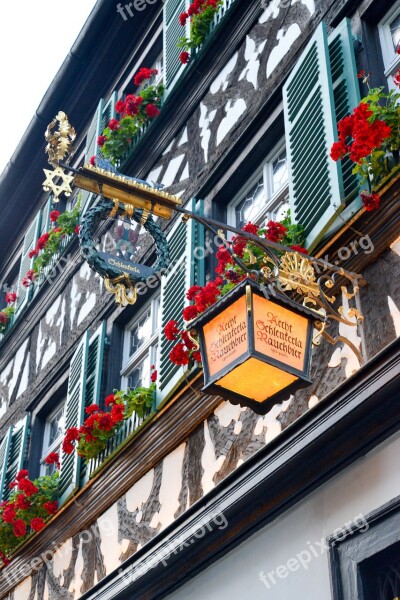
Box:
165;429;400;600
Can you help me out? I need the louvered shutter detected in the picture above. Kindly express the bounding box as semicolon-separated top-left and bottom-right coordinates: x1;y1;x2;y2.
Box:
80;323;106;485
327;18;365;224
81;99;105;214
2;416;30;501
14;212;41;317
34;197;53;291
283;20;360;252
157;199;205;400
59;333;89;505
100;92;118;133
164;0;188;92
0;429;12;501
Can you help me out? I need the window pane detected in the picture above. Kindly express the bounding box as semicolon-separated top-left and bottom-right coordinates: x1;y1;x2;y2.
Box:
48;409;65;446
128;353;151;389
130;309;153;357
235;177;265;229
271;150;288;194
390;13;400;51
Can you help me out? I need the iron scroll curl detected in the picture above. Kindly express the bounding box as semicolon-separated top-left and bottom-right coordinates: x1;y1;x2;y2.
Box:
78;197;170;285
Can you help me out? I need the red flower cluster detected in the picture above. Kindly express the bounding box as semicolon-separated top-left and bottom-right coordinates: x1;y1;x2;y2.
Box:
360;190;380;211
62;399;126;458
265;221;287;243
108;119;120;131
164;320;180;341
44;451;60;469
97;135;107;147
180;0;219;24
43;500;58;515
89;156;96;166
150;365;157;383
290;245;308;254
134;67;158;87
5;292;17;304
180;51;190;64
331;103;392;164
0;468;59;560
50;210;60;223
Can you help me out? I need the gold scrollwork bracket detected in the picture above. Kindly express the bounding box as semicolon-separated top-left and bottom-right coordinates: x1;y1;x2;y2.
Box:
104;274;138;307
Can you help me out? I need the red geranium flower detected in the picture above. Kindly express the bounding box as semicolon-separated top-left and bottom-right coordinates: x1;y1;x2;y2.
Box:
290;245;308;254
75;225;80;234
2;506;16;524
43;500;58;515
108;119;120;131
50;210;60;223
15;494;31;510
0;313;8;324
18;479;38;497
180;51;190;65
12;519;27;538
44;452;60;467
183;305;199;321
62;440;74;454
265;221;287;243
134;67;158;86
170;343;190;366
89;156;96;166
145;104;160;118
28;249;38;259
97;135;108;147
30;517;46;532
361;191;380;211
37;233;50;250
164;320;180;341
241;222;259;235
15;470;29;481
179;12;188;26
115;100;126;114
6;292;17;304
150;370;157;383
85;404;100;415
105;394;116;406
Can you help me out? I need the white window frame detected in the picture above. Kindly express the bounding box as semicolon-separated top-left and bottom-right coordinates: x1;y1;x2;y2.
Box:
121;295;160;390
227;140;289;229
40;401;66;476
378;1;400;89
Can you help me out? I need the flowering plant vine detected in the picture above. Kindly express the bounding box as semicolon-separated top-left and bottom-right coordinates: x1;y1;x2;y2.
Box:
0;466;59;566
96;68;164;164
62;372;157;462
0;293;17;335
178;0;223;65
164;213;306;367
22;204;81;288
330;64;400;211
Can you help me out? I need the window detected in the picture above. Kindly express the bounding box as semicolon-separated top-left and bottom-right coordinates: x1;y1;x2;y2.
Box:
379;1;400;89
228;142;289;229
329;495;400;600
121;296;160;390
40;402;65;476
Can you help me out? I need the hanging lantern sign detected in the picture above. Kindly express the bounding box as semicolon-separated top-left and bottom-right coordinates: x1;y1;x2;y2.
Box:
190;278;319;414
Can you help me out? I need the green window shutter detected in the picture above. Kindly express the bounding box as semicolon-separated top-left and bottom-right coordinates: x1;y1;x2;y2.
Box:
327;18;366;220
157;199;205;399
0;429;12;501
283;20;361;252
2;416;30;501
59;332;89;506
100;92;118;133
84;322;107;409
14;212;41;317
34;196;53;291
164;0;187;92
85;99;105;163
80;322;107;485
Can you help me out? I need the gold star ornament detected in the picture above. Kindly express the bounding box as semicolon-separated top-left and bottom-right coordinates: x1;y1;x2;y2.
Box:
42;166;74;201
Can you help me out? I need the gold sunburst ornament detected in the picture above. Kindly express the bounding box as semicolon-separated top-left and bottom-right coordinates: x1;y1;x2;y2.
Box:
42;112;76;201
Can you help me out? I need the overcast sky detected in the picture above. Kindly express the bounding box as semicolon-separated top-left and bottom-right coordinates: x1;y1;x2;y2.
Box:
0;0;98;176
